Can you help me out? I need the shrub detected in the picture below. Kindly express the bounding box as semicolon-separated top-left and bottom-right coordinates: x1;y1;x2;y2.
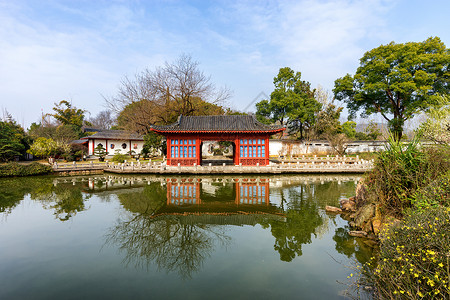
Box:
94;144;108;161
365;135;450;215
355;132;370;140
363;208;450;298
411;171;450;209
111;153;128;163
0;162;52;177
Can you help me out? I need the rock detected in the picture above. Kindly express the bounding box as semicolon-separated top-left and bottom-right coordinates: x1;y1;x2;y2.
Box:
340;213;352;221
325;206;342;213
355;180;368;208
362;221;373;233
349;231;368;238
372;219;382;235
365;233;378;241
354;204;375;228
340;198;356;212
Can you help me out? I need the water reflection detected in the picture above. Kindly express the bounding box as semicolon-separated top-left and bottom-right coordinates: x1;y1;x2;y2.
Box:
105;205;230;279
0;176;90;221
105;177;287;278
0;174;372;280
263;187;324;262
333;226;378;265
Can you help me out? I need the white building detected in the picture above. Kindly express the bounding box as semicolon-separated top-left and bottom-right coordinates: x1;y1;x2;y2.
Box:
79;130;145;157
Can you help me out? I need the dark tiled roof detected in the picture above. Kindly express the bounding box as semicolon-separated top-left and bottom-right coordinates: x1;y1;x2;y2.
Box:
82;127;103;132
70;139;89;145
81;130;144;140
151;115;285;133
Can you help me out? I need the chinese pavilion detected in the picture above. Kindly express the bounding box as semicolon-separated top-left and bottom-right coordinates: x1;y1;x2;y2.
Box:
150;115;285;166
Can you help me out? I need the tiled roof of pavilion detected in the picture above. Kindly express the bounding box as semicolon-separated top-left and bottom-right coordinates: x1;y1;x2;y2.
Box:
80;129;144;140
150;115;285;133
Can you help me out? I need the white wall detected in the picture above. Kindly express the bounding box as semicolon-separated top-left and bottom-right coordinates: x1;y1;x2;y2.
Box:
269;140;385;156
89;139;145;156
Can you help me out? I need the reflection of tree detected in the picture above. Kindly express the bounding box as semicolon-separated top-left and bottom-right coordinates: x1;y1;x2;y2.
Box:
0;178;27;214
49;186;86;221
107;182;230;279
333;226;377;265
117;182;166;214
266;186;324;262
106;216;229;279
0;177;90;221
29;182;89;221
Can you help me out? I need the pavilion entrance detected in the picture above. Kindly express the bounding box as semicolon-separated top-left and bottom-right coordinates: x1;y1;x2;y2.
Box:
200;140;235;166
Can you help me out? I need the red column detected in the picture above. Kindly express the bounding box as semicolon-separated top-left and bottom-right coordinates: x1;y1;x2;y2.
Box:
265;136;269;165
234;138;240;165
196;138;201;165
167;137;172;166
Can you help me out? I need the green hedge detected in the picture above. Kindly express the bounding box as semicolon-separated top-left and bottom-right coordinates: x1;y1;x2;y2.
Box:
0;162;53;177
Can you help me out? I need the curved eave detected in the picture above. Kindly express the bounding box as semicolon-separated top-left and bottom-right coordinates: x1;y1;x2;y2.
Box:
150;128;285;134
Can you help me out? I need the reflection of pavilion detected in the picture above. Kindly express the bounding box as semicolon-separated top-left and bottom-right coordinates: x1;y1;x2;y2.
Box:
166;178;270;206
237;179;269;205
161;178;279;221
166;178;201;205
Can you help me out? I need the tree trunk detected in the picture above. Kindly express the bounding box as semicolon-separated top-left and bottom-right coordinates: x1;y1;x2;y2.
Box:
389;116;404;141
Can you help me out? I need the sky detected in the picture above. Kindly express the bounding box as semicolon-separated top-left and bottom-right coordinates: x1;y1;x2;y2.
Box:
1;0;449;129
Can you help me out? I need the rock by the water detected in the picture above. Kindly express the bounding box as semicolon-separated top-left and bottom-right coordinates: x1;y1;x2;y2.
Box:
325;205;342;213
355;180;368;208
354;204;375;228
339;198;356;212
349;230;368;238
372;219;382;235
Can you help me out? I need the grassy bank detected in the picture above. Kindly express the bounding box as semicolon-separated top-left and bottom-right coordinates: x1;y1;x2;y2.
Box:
353;136;450;298
0;162;53;177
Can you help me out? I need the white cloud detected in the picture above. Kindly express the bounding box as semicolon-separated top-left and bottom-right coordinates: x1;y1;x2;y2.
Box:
0;2;172;127
3;0;444;124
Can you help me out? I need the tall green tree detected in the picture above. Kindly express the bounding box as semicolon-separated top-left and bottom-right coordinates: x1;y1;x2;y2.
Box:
50;100;90;138
0;120;28;161
334;37;450;141
342;121;356;139
256;67;321;139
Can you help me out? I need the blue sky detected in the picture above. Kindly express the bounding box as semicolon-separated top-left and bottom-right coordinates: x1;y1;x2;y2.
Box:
1;0;449;128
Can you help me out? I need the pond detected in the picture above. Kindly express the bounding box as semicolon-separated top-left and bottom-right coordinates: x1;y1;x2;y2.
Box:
0;174;375;299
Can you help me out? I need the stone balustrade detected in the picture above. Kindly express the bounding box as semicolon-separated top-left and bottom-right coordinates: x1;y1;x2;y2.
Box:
52;158;374;174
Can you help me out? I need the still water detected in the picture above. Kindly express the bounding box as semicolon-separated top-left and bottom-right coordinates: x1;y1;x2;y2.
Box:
0;174;375;299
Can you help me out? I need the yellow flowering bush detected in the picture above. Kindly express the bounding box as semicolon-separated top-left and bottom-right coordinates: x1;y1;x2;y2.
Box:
363;208;450;299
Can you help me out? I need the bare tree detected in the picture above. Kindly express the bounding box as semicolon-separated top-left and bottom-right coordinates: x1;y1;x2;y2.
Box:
314;85;331;107
88;110;115;130
105;54;232;133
